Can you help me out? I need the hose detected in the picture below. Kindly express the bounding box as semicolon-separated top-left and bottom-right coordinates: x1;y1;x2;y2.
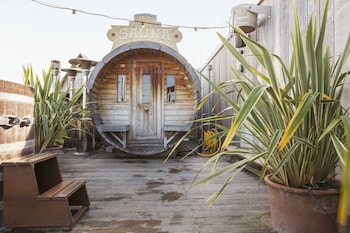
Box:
199;128;221;157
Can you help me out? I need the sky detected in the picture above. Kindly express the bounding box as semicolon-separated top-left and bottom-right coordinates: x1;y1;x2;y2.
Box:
0;0;256;84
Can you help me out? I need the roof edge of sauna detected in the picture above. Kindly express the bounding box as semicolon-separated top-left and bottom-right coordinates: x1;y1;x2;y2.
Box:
87;41;201;93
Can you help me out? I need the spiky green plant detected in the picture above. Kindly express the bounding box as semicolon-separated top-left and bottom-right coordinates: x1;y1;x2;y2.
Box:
167;0;350;224
23;64;86;153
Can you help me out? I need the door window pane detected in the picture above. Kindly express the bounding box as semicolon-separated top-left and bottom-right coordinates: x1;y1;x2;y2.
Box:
142;74;151;103
167;75;175;102
117;74;126;102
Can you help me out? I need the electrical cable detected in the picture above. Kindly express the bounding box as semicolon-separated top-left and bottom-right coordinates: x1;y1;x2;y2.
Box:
31;0;229;31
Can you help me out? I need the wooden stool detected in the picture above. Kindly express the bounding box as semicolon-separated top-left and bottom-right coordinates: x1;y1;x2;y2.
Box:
2;153;90;229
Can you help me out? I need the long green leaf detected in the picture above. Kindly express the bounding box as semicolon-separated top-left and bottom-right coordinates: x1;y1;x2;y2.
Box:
331;134;347;164
279;91;319;150
221;86;267;150
338;116;350;226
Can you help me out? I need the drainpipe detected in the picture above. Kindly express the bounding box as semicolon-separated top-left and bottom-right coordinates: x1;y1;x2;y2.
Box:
207;64;212;127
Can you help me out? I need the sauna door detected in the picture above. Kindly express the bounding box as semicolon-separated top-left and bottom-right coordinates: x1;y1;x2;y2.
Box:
131;62;163;140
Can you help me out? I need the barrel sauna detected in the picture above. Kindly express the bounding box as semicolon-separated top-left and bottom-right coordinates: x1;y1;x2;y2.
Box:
0;80;35;159
87;42;200;155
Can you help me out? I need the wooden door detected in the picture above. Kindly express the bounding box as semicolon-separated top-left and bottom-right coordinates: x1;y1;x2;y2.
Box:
131;61;163;140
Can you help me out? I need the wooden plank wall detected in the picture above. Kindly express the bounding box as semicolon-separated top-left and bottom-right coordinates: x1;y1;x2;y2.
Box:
92;74;130;126
91;51;198;128
200;0;350;127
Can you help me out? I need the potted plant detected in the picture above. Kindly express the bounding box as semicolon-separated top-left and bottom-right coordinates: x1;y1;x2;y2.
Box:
23;65;86;153
168;0;350;232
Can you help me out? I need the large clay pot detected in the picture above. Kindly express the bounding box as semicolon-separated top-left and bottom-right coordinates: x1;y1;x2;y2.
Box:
264;175;339;233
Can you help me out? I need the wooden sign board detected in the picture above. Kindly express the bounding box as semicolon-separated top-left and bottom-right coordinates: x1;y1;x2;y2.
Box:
107;13;183;51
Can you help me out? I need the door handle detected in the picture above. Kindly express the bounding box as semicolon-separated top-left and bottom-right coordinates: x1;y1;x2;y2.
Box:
138;103;149;111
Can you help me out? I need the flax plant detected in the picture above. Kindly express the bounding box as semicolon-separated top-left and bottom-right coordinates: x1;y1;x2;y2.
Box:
23;65;86;153
182;0;350;219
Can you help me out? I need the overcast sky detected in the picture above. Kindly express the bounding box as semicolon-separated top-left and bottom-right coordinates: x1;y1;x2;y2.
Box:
0;0;255;83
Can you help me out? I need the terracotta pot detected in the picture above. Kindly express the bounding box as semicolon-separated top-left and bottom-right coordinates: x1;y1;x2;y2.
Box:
264;174;339;233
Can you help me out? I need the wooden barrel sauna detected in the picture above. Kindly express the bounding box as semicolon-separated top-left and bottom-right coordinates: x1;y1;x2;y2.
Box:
87;42;201;155
0;80;35;159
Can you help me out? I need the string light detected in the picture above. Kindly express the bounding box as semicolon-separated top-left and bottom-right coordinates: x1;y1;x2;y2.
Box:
30;0;229;31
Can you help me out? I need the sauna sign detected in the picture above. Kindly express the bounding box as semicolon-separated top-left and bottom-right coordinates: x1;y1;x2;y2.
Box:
119;28;172;41
107;13;182;51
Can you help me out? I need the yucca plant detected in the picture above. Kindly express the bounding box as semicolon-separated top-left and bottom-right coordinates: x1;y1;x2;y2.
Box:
23;64;86;153
167;0;350;228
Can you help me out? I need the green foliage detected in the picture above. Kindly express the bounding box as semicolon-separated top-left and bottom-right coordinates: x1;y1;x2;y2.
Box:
336;117;350;226
23;64;86;153
171;0;350;210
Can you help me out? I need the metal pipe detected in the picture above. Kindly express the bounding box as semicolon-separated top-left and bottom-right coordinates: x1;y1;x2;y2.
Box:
62;67;80;113
68;58;97;155
207;64;213;122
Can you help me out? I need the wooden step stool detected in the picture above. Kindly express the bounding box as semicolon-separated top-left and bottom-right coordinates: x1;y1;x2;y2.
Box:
2;153;90;229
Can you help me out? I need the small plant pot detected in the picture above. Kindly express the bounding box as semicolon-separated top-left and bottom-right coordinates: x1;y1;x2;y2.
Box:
264;174;339;233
